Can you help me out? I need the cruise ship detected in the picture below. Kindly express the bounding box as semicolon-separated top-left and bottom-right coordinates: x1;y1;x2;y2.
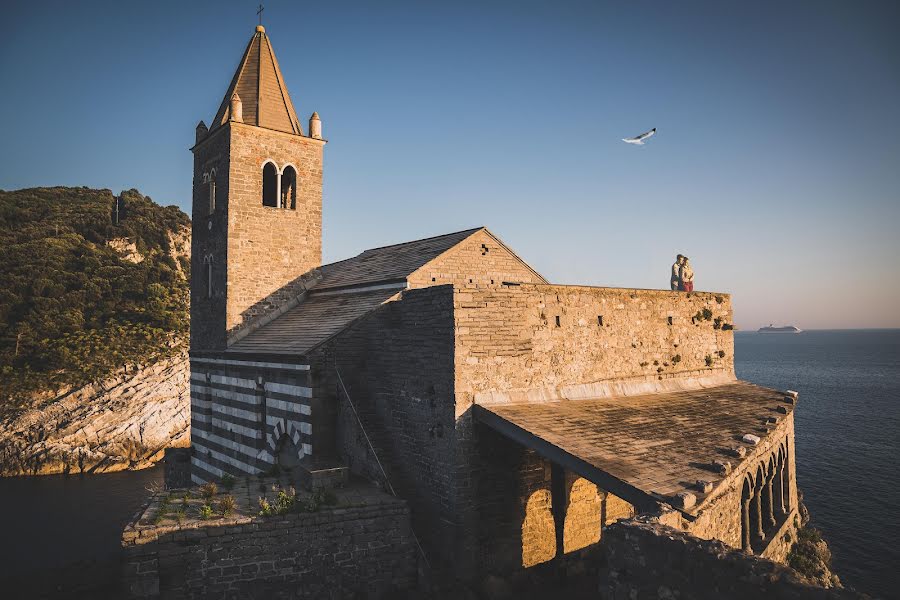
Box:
758;324;803;334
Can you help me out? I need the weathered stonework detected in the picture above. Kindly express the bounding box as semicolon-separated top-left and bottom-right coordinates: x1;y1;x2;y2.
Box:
122;478;416;599
600;516;864;599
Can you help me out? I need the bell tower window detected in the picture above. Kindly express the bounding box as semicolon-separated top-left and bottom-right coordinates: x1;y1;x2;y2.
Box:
208;169;217;214
281;165;297;209
262;161;278;207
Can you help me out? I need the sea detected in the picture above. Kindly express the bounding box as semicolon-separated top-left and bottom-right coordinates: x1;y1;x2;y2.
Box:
735;329;900;598
0;330;896;598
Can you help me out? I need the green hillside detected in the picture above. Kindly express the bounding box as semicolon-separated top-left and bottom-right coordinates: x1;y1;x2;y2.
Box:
0;187;191;408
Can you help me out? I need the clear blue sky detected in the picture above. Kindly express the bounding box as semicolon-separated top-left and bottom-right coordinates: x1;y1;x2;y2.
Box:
2;0;898;329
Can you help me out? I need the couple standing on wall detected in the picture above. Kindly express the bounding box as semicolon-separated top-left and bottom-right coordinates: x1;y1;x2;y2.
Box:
670;254;695;292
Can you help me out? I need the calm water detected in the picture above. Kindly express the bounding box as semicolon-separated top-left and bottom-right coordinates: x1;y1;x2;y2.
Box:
0;331;896;598
736;329;900;599
0;464;163;598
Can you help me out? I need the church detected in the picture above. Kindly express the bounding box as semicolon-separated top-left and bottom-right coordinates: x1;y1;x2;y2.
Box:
187;24;800;585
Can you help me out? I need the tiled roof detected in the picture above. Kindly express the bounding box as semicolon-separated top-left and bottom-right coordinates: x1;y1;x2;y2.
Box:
314;228;483;290
475;382;794;514
228;287;400;355
227;228;484;354
210;26;303;135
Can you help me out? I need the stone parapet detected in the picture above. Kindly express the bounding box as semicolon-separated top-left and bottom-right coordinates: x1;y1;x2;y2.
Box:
122;478;415;599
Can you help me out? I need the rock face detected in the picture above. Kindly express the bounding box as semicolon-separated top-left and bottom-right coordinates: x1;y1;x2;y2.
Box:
0;352;189;476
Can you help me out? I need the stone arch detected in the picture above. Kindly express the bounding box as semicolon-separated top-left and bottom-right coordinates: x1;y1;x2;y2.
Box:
521;489;556;568
780;439;792;512
741;473;755;552
562;477;601;553
280;164;298;209
268;419;304;468
201;253;214;298
262;160;278;207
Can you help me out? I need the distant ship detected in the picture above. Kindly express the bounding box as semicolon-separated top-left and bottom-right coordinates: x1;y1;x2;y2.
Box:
758;324;802;334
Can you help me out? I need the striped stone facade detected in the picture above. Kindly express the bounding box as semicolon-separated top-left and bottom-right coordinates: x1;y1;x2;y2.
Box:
190;356;313;484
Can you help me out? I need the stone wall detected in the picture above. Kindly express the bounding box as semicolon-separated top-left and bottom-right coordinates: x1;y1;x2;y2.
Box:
122;489;415;599
407;229;546;289
226;123;324;337
471;424;635;578
191;126;230;350
308;286;458;570
454;284;735;411
189;356;313;484
190;121;324;352
600;516;864;599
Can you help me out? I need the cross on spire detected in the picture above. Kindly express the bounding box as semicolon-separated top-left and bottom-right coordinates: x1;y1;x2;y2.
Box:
257;4;264;26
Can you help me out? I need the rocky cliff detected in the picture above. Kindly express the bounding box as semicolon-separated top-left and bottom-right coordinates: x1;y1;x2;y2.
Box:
0;186;191;476
0;352;189;476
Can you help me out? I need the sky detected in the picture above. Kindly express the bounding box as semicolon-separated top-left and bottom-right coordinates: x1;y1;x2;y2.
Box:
1;0;898;330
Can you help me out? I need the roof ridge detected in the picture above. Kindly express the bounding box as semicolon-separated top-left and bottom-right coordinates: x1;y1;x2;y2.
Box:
356;227;484;255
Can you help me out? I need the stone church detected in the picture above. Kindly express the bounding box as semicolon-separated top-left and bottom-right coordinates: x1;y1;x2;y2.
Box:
188;24;800;585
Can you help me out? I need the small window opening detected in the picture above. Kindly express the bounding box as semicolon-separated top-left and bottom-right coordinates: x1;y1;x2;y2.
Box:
555;315;561;327
597;315;603;326
281;165;297;209
208;177;216;214
667;316;674;326
469;278;473;284
431;277;436;282
262;162;278;207
481;243;489;255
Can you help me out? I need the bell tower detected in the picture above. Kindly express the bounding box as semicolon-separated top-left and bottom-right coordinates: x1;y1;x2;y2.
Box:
191;25;325;351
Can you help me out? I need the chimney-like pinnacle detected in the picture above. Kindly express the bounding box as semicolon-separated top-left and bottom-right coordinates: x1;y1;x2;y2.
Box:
230;93;243;123
256;25;265;33
309;112;322;139
196;120;208;143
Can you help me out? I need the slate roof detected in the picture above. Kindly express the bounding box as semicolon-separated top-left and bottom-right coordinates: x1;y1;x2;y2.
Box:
475;381;794;515
228;228;486;355
228;287;400;355
315;228;483;291
210;26;303;135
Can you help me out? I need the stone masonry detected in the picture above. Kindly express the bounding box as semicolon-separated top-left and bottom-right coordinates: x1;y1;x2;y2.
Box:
122;477;415;599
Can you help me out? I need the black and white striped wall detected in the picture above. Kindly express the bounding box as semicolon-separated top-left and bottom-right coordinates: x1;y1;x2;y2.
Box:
190;355;314;484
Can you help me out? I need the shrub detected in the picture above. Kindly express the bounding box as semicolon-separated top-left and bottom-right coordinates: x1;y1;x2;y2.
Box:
199;505;213;520
200;482;218;501
705;355;714;367
258;496;273;517
219;494;237;517
672;354;681;364
717;350;726;358
220;473;235;490
702;308;713;320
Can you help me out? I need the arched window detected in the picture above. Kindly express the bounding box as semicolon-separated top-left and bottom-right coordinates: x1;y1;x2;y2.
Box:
208;169;217;214
262;162;278;207
202;254;214;299
281;165;297;209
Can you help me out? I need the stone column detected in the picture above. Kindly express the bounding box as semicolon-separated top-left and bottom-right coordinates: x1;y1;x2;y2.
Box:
741;497;752;552
765;473;777;528
774;461;787;516
753;487;766;541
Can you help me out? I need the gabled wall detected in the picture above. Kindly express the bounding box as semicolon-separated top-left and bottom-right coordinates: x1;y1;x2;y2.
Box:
408;229;545;289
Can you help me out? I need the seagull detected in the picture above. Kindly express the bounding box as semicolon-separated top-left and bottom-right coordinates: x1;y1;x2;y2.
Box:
622;128;657;145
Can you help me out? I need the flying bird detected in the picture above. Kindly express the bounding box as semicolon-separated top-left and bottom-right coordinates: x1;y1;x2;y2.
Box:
622;128;657;145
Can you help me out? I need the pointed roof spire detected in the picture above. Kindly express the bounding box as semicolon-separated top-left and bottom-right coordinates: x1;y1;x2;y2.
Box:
210;26;303;135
